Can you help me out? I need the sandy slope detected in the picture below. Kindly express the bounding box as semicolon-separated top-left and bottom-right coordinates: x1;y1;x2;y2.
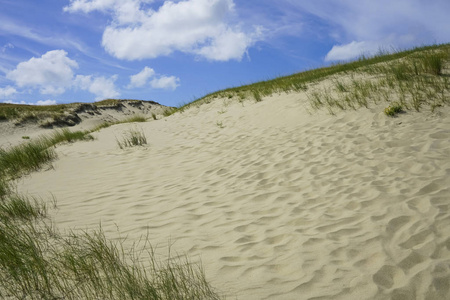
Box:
16;90;450;299
0;100;168;148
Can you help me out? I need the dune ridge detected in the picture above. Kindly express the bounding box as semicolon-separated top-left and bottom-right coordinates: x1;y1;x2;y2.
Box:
16;85;450;299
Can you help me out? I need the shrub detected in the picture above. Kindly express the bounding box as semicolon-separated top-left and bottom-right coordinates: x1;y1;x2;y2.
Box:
384;103;403;117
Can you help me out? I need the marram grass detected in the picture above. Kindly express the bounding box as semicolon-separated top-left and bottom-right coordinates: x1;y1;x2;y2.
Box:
0;200;221;299
0;129;222;299
117;128;148;149
166;43;449;116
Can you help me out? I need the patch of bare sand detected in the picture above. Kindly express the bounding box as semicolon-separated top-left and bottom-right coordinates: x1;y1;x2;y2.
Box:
17;91;450;299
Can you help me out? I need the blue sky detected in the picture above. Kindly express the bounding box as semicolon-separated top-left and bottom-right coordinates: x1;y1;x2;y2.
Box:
1;0;449;107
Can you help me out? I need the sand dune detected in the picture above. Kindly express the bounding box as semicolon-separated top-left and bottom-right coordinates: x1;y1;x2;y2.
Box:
17;90;450;299
0;100;168;148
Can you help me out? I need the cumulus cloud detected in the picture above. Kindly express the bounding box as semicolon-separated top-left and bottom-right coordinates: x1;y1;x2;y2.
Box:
325;41;381;61
128;66;180;90
65;0;261;61
150;76;179;90
6;50;78;95
0;86;17;98
128;67;155;88
284;0;450;61
75;74;120;100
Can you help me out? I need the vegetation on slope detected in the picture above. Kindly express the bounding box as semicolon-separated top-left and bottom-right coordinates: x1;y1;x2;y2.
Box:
0;129;221;299
0;99;162;127
168;44;449;116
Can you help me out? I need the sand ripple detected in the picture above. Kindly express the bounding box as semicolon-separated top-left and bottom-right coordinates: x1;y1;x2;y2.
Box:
18;98;450;299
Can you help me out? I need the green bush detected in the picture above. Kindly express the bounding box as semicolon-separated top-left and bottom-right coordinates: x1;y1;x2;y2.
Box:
384;103;403;117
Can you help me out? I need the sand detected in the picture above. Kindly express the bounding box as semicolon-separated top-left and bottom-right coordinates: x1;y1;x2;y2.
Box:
15;89;450;299
0;100;168;148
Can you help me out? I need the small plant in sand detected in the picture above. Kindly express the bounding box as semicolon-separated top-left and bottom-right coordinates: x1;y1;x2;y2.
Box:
384;103;403;117
216;121;224;128
117;128;148;149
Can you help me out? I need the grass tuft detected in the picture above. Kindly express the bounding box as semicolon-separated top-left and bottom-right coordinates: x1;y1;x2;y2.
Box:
50;128;94;144
421;51;447;75
117;128;148;149
122;115;147;123
0;194;47;221
0;140;56;180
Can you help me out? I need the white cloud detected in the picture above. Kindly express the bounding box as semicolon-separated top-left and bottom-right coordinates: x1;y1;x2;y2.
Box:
64;0;118;13
196;28;252;61
2;99;57;106
128;66;180;90
37;99;58;105
75;74;120;100
128;66;155;88
1;43;14;53
325;41;380;61
150;75;179;90
6;50;78;95
0;86;17;98
283;0;450;61
66;0;261;61
2;100;30;105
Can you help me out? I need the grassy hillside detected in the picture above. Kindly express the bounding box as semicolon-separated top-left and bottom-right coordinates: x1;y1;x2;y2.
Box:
0;99;163;126
170;43;449;116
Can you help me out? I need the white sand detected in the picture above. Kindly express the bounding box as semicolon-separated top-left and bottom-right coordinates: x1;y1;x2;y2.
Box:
16;89;450;299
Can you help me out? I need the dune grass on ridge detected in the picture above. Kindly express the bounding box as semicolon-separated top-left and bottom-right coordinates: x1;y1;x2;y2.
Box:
167;43;450;116
307;49;450;115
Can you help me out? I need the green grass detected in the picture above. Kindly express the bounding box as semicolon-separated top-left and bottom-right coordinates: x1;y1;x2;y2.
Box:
91;121;113;132
117;128;148;149
420;51;447;75
90;115;148;133
50;128;94;144
161;43;449;117
384;103;404;117
0;103;70;121
0;213;221;299
0;128;221;299
0;194;47;222
0;129;93;180
121;115;147;123
305;46;450;114
0;139;56;180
